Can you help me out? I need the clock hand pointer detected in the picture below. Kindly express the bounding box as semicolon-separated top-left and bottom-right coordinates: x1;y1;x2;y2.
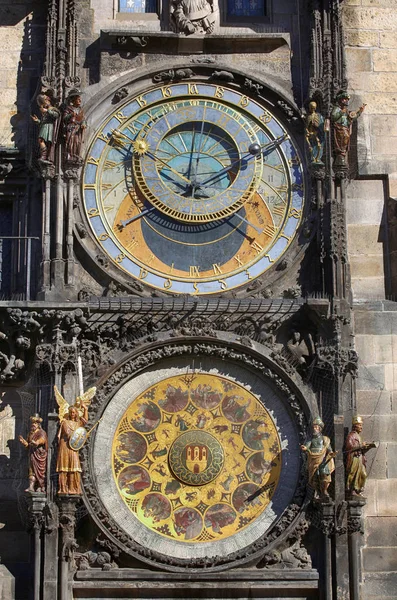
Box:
145;150;192;186
116;206;156;231
198;135;288;189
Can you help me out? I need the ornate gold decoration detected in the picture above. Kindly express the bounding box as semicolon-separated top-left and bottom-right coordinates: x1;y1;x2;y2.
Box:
112;373;282;542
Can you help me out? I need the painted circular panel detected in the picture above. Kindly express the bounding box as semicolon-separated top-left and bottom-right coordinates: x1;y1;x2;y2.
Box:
111;373;282;543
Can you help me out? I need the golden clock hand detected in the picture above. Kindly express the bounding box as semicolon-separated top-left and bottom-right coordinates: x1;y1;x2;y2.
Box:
116;207;156;231
145;150;192;186
198;135;288;189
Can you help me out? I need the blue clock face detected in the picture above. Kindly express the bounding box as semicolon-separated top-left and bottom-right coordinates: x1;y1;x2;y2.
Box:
82;82;305;295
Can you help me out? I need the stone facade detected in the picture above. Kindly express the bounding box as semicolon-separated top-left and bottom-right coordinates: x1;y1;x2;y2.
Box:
344;2;397;597
0;0;396;599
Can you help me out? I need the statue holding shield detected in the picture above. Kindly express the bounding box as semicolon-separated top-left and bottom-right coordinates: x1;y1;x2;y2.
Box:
55;386;96;495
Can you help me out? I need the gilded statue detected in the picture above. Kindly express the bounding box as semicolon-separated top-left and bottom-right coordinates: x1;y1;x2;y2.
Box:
63;89;86;163
19;414;48;493
55;386;96;495
301;417;336;500
331;90;366;167
305;101;325;165
345;415;377;498
31;93;60;163
171;0;216;35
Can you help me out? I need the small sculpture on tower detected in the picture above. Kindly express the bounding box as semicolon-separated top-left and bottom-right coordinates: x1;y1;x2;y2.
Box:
301;417;336;500
62;89;86;164
331;90;366;168
19;414;48;493
345;415;377;498
55;386;96;495
31;93;60;163
305;101;325;165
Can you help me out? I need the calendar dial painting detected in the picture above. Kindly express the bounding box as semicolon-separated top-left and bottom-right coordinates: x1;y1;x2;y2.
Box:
112;374;282;543
82;82;305;295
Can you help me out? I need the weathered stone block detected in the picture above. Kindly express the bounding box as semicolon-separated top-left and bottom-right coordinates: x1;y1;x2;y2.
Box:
380;31;397;48
346;179;384;198
346;47;373;72
356;363;385;390
372;136;397;155
350;255;385;279
373;334;394;363
355;334;377;364
343;7;397;31
0;565;15;600
348;224;385;255
363;440;387;479
345;29;379;47
356;389;393;415
369;114;397;136
363;572;397;598
362;416;397;442
346;197;384;225
373;49;397;71
362;0;397;6
354;311;393;335
363;479;378;516
351;277;386;300
386;443;397;477
376;479;397;515
363;547;397;571
359;93;397;115
366;516;397;546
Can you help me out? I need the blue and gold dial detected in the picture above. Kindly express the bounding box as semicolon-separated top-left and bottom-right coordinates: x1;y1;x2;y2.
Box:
82;82;305;295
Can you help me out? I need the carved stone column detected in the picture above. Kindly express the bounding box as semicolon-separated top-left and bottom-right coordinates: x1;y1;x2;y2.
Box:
319;500;335;600
57;495;80;600
26;493;47;600
347;498;365;600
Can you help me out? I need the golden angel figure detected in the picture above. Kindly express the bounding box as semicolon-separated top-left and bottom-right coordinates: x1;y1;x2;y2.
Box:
54;386;96;495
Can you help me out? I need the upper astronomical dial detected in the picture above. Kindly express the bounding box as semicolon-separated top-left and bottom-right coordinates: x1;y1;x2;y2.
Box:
82;82;305;295
132;99;262;223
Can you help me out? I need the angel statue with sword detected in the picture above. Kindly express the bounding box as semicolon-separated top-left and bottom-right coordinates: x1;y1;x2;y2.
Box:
54;386;96;495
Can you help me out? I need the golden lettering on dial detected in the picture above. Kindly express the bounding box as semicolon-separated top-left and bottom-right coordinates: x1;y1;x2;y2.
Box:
188;83;199;95
234;255;243;267
290;208;302;219
136;95;147;108
114;111;127;123
219;280;227;290
251;240;264;254
239;95;249;107
215;86;224;99
245;269;252;279
262;224;276;237
139;268;148;279
272;206;285;217
98;233;109;241
104;159;117;170
190;266;200;278
212;264;223;275
161;86;172;98
164;279;172;289
88;157;100;166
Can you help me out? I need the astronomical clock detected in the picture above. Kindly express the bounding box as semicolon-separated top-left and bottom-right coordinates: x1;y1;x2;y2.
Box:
77;69;313;578
81;80;305;296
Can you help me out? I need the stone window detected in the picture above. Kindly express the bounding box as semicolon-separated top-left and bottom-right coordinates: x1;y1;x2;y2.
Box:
119;0;157;12
226;0;270;22
117;0;161;19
